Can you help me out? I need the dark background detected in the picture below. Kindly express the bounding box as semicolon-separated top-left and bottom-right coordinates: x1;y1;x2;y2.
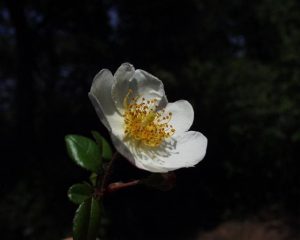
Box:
1;0;300;239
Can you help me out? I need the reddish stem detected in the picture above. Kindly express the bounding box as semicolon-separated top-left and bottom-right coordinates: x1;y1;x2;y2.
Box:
99;152;119;195
98;152;140;196
106;180;140;193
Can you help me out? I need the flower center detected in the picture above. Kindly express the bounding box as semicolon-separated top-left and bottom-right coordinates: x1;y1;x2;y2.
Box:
123;89;175;147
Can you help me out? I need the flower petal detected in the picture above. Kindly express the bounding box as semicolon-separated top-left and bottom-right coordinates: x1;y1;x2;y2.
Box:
110;134;136;164
112;65;168;113
157;131;207;171
131;70;168;109
111;134;170;172
164;100;194;136
112;63;136;112
115;131;207;173
89;69;123;136
145;131;207;172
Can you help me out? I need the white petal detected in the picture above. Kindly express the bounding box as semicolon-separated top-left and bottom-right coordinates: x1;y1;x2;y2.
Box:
112;65;168;113
89;69;123;136
164;100;194;136
131;70;168;109
112;63;135;112
131;131;207;172
157;131;207;170
114;131;207;173
110;134;135;164
111;135;170;172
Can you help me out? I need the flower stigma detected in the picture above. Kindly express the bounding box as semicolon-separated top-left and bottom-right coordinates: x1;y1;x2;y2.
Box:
123;89;176;147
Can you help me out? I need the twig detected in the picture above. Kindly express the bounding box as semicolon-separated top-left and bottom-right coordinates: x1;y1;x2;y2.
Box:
97;152;141;196
100;152;119;195
106;180;140;193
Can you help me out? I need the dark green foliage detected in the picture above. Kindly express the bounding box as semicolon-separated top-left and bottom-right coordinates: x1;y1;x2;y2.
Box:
89;173;98;186
73;198;102;240
91;131;112;161
68;183;94;205
65;133;108;240
65;135;102;173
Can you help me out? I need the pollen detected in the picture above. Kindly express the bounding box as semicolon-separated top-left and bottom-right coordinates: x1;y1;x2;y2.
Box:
123;89;176;147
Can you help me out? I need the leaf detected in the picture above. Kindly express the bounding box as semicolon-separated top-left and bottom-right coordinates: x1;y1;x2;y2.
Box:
89;173;98;186
68;183;93;204
65;135;102;173
73;198;101;240
91;131;112;161
91;131;103;156
101;138;112;161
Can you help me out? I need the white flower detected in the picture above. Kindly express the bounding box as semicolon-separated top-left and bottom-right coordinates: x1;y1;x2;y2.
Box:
89;63;207;173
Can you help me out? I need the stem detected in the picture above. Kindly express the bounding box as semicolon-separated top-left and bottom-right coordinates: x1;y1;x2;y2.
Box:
97;152;140;196
106;180;140;193
100;152;119;195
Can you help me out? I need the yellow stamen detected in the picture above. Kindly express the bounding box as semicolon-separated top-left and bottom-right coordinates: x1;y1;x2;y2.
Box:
123;89;176;147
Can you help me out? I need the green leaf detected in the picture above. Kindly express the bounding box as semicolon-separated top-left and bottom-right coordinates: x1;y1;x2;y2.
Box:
73;198;101;240
102;138;112;161
89;173;98;186
91;131;112;161
91;131;103;156
65;135;102;173
68;183;93;204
